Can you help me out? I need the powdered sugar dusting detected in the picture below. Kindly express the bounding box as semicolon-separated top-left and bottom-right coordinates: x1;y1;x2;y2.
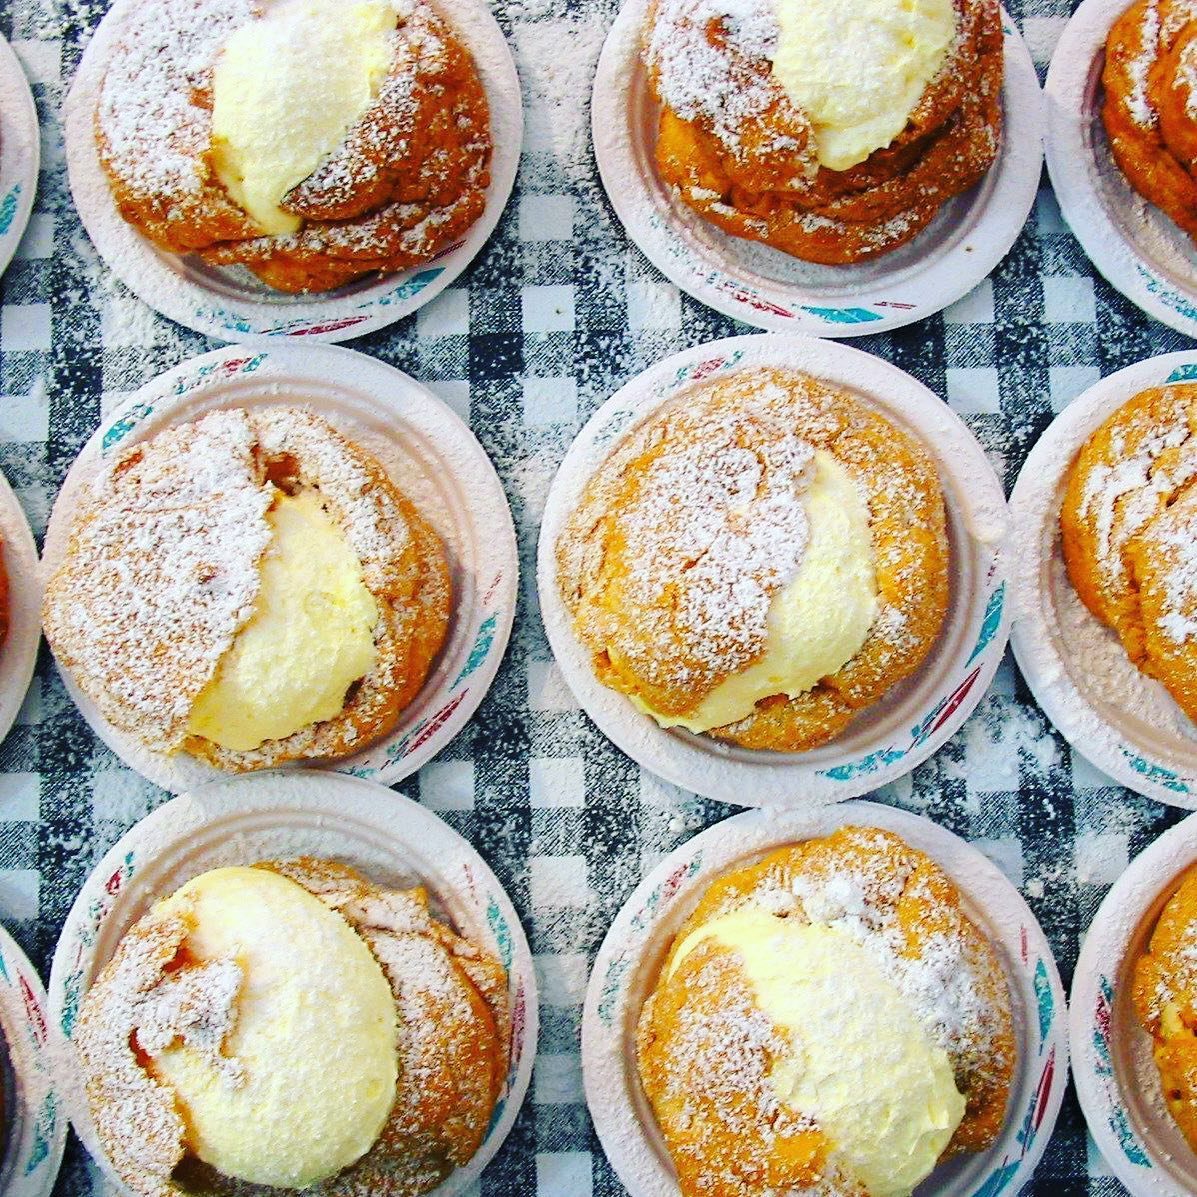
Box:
795;203;924;247
96;0;250;201
620;400;814;686
1125;0;1161;129
75;860;510;1197
645;0;793;153
42;408;273;755
1146;921;1197;1022
1153;492;1197;642
637;828;1014;1196
743;841;1010;1095
1179;29;1197;122
788;866;1007;1091
1078;408;1192;593
134;958;244;1086
42;405;423;762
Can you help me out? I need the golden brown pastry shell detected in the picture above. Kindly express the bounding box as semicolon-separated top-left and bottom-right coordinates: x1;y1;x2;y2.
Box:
643;0;1003;263
555;367;950;753
95;0;491;293
1060;382;1197;724
636;827;1017;1197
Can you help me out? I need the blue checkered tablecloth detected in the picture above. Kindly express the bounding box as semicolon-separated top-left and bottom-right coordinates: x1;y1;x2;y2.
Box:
0;0;1188;1192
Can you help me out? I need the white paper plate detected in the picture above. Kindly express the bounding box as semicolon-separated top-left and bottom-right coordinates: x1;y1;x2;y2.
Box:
1070;811;1197;1197
591;4;1043;337
0;924;66;1197
537;334;1011;807
583;800;1068;1197
1010;352;1197;807
1045;0;1197;338
41;343;517;793
0;470;41;752
0;34;40;279
46;771;537;1197
64;0;521;344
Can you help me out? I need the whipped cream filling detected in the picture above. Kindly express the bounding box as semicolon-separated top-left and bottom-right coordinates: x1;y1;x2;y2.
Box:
148;868;398;1188
771;0;957;170
631;449;877;733
187;488;378;752
210;0;399;233
671;907;966;1197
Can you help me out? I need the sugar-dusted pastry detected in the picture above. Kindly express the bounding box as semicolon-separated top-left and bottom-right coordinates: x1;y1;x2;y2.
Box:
1061;382;1197;721
1133;862;1197;1149
43;407;449;769
555;368;949;751
637;827;1016;1197
75;858;509;1197
643;0;1003;264
96;0;491;292
1102;0;1197;243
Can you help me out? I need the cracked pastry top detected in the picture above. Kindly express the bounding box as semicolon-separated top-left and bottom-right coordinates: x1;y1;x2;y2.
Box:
642;0;1004;264
74;858;509;1197
95;0;492;293
1102;0;1197;244
43;406;449;770
1061;382;1197;724
637;826;1016;1197
555;367;950;752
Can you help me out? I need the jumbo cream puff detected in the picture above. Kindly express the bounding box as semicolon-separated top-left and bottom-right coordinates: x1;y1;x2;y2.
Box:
638;827;1016;1197
43;407;449;769
555;367;949;751
75;859;509;1196
1061;382;1197;723
95;0;491;292
643;0;1003;263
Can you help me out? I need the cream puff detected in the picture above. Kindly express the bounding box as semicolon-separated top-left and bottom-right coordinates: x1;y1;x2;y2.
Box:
43;407;449;769
556;367;949;751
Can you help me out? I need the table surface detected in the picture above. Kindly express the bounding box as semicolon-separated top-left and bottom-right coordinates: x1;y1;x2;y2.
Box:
0;0;1185;1193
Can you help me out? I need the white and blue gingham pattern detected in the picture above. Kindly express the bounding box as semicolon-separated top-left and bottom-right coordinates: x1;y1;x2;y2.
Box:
0;1;1186;1193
